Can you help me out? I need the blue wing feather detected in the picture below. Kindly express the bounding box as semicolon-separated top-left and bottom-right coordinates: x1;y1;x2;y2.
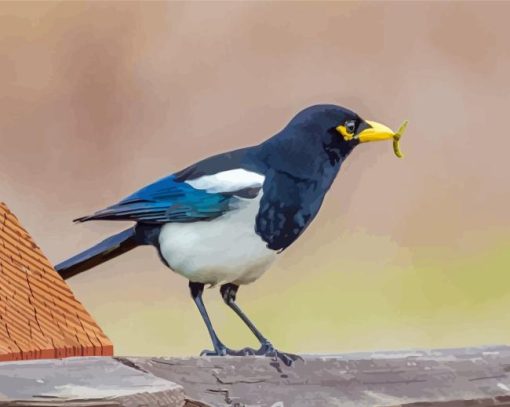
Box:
75;175;232;223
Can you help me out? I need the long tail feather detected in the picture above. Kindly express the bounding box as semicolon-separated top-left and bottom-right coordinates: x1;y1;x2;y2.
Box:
55;228;138;280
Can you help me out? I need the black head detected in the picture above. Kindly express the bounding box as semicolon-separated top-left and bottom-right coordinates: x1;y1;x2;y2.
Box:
286;104;396;155
286;104;362;156
256;104;397;178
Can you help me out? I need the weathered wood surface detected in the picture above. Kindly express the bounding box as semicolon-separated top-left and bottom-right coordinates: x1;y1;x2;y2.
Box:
127;345;510;407
2;346;510;406
0;357;184;406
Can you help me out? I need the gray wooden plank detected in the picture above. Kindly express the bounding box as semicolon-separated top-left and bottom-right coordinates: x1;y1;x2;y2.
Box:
124;345;510;407
0;357;184;407
2;346;510;406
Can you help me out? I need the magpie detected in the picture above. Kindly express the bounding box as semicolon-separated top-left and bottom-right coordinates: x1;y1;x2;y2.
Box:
56;104;401;366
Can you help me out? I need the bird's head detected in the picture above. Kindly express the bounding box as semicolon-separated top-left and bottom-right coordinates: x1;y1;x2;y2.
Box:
286;104;404;159
258;104;407;178
289;105;399;153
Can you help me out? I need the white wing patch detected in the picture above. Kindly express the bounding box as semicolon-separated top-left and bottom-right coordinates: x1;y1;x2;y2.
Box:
186;169;265;193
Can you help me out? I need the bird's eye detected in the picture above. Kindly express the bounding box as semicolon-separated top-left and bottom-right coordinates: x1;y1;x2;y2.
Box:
345;120;356;134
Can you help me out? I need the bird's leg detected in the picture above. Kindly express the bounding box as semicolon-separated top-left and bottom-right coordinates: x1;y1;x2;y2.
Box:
220;283;302;366
220;284;268;344
189;282;248;357
189;282;228;356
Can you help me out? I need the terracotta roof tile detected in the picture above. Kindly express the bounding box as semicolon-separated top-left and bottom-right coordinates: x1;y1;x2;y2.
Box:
0;202;113;361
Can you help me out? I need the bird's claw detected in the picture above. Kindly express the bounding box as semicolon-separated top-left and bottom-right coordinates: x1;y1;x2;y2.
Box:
200;341;302;366
240;342;303;367
200;348;225;357
200;347;253;357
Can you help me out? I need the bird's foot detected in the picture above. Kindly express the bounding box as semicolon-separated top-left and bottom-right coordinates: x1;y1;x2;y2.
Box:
239;341;303;367
200;346;254;357
200;342;302;366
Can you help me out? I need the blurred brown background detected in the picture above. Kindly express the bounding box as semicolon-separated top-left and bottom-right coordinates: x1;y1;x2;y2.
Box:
1;1;509;356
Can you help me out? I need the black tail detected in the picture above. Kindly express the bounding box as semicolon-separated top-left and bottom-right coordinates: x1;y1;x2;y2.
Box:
55;228;138;280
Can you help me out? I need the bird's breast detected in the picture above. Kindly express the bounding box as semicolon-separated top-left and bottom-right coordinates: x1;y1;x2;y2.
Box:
158;195;277;286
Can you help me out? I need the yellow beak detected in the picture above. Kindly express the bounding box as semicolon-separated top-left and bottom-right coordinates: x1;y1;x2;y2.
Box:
357;120;395;143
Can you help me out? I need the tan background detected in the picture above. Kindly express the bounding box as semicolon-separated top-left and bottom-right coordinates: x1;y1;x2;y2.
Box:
1;1;509;356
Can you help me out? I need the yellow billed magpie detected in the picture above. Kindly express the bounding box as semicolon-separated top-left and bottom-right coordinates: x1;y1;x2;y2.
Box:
56;104;405;366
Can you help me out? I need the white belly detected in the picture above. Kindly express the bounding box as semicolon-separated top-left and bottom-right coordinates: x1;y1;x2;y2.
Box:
158;197;277;286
